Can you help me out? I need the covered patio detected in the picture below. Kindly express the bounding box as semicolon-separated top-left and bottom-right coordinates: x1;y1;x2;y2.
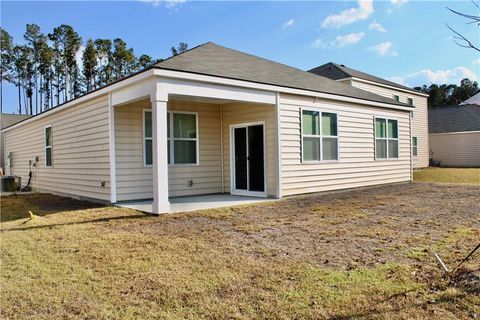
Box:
116;194;274;214
110;72;280;214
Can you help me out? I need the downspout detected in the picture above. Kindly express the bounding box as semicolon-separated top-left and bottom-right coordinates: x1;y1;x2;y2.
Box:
409;110;413;182
275;92;282;198
220;104;224;193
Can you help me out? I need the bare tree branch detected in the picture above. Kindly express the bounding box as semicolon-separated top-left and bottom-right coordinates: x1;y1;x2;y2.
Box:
446;24;480;52
446;2;480;51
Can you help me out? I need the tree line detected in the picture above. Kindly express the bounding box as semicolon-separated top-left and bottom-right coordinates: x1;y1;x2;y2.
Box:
0;24;188;115
414;78;479;107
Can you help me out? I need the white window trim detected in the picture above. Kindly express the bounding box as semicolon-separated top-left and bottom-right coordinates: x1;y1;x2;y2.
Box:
374;116;399;160
143;109;199;167
412;136;418;158
300;107;339;163
44;125;52;168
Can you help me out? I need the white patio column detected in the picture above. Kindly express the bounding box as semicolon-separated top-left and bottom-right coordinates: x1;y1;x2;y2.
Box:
151;95;170;214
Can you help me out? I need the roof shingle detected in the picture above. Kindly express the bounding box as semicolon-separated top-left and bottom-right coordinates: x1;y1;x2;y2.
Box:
155;42;408;107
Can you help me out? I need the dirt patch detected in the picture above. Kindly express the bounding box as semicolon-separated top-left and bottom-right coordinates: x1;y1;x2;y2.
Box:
120;183;480;269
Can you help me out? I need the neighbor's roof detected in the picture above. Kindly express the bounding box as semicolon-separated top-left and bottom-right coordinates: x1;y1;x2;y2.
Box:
0;113;31;129
155;42;408;107
308;62;425;95
460;92;480;105
429;104;480;133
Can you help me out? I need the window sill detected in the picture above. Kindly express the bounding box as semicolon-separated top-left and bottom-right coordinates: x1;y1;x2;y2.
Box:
301;160;340;164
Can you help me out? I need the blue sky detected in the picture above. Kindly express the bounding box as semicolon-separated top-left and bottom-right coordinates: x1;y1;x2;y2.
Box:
1;0;479;113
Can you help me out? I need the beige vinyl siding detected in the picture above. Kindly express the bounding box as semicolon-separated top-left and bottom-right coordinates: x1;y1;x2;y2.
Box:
222;103;277;197
429;132;480;167
3;95;111;201
349;79;429;168
279;93;411;197
115;99;223;201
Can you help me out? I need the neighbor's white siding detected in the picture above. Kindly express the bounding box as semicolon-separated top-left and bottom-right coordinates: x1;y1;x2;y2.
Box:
429;131;480;167
279;93;412;197
114;99;222;201
3;96;111;201
349;79;429;168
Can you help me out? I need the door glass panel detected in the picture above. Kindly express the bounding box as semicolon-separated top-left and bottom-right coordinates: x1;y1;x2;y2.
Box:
248;125;264;192
234;127;247;190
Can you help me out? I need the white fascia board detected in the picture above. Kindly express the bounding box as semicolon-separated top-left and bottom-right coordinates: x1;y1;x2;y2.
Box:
159;77;276;105
153;69;412;112
2;69;157;133
339;77;430;98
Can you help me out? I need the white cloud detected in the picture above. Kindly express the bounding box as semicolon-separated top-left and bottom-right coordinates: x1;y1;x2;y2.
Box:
369;20;387;32
369;41;398;57
387;8;393;14
312;38;329;49
334;32;365;47
321;0;373;29
388;66;478;87
140;0;186;8
312;32;365;49
282;19;295;28
472;58;480;66
391;0;408;6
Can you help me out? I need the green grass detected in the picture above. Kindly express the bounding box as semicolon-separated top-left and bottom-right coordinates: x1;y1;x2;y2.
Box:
414;167;480;184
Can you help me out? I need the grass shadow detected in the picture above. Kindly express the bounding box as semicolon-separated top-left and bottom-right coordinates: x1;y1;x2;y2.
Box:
1;193;105;222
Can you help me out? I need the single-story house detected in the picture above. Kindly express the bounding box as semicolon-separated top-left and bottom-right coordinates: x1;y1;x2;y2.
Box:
2;42;418;213
308;62;429;168
429;104;480;167
0;113;31;174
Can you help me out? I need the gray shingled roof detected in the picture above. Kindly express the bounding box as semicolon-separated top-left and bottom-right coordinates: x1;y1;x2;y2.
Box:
1;114;31;129
155;43;408;107
429;104;480;133
309;62;424;94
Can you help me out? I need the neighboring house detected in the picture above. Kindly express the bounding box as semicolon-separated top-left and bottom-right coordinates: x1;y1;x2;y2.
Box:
0;113;31;174
460;92;480;105
428;104;480;167
308;62;429;168
2;42;416;213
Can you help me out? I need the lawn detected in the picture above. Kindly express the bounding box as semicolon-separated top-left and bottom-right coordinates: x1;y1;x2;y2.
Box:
1;184;479;319
414;167;480;184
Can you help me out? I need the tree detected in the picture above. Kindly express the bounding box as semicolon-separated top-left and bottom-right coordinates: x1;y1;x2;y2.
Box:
49;25;81;102
38;42;53;110
137;54;153;70
24;24;47;113
82;39;97;92
447;1;480;51
95;39;113;87
170;42;188;56
0;28;14;113
414;78;480;107
113;38;135;79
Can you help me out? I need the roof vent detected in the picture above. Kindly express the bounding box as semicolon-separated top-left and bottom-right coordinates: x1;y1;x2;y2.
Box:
340;64;346;67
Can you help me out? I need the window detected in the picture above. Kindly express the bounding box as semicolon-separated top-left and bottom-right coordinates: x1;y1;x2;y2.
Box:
412;136;418;157
375;118;398;159
144;110;198;166
302;109;338;162
407;98;413;106
45;125;52;167
393;95;400;102
144;110;153;165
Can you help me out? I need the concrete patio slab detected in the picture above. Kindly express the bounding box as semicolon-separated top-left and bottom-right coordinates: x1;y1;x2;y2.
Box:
116;194;274;214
